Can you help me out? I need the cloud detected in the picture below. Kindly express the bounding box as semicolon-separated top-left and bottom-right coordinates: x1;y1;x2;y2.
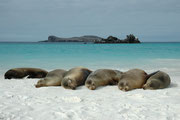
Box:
0;0;180;41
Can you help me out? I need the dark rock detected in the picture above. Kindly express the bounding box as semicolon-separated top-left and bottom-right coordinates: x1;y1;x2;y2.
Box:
95;34;140;44
124;34;140;43
40;34;141;44
40;35;103;42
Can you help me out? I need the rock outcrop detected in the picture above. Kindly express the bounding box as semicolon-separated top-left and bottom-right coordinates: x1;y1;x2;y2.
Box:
40;35;103;42
40;34;140;43
94;34;140;44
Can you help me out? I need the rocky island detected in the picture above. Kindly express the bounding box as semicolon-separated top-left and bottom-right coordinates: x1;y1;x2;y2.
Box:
40;34;140;43
40;35;103;42
95;34;140;44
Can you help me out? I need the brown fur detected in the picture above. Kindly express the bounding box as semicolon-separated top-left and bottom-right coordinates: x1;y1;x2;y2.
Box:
143;71;171;90
61;67;92;90
4;68;48;79
118;69;147;91
85;69;123;90
35;69;66;88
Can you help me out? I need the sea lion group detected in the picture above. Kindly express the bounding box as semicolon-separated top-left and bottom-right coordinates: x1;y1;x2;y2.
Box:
4;67;171;91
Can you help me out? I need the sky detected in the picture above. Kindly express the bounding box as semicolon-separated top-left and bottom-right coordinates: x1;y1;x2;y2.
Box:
0;0;180;42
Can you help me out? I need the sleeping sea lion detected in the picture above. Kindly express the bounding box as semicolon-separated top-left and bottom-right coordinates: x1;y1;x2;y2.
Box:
118;69;147;91
4;68;48;79
143;71;171;90
85;69;123;90
61;67;92;90
35;69;66;88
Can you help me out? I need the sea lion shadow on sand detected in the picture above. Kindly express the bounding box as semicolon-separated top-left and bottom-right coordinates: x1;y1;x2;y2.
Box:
90;86;108;90
71;85;107;90
168;82;178;88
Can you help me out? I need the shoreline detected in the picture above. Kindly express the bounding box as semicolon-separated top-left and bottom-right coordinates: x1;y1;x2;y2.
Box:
1;41;180;43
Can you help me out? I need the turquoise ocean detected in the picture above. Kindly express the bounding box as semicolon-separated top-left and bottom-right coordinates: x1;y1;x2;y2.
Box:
0;42;180;76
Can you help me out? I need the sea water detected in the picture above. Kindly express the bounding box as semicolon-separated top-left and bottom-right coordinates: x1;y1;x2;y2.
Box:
0;42;180;76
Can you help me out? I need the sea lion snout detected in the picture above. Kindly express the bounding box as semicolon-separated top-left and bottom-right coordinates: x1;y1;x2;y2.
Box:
35;79;44;88
35;84;40;88
142;85;146;90
120;86;129;92
142;83;155;90
4;76;10;79
118;81;130;91
85;80;96;90
62;78;77;90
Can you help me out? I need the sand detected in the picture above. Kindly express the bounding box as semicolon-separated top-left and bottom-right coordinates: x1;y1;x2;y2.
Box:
0;75;180;120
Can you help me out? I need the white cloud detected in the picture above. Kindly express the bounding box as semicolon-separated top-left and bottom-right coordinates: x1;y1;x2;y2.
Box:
0;0;180;41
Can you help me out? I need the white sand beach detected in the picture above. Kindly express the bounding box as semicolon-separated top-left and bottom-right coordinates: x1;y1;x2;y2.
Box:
1;0;180;119
0;73;180;120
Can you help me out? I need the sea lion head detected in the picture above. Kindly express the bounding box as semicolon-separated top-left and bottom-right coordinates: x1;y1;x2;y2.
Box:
37;71;47;78
85;80;96;90
4;70;17;79
143;80;160;90
35;79;46;88
61;78;76;90
118;81;131;91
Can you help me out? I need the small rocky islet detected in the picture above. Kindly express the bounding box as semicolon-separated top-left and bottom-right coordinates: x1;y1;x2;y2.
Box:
40;34;140;44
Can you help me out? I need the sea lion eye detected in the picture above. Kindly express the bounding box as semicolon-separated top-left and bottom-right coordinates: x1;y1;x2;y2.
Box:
150;83;154;87
38;80;43;83
119;82;124;86
87;80;92;84
63;82;68;87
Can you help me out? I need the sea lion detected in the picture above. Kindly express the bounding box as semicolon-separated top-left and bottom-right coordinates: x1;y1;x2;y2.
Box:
143;71;171;90
85;69;123;90
118;69;147;91
61;67;92;90
4;68;48;79
35;69;66;88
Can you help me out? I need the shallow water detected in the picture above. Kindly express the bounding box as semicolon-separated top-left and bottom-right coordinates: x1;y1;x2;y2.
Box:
0;42;180;75
0;42;180;120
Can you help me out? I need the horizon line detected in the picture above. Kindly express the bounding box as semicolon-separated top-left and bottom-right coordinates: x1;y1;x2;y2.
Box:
0;41;180;43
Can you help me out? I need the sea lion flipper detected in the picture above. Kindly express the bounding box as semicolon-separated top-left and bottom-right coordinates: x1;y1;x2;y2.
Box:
146;70;160;80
